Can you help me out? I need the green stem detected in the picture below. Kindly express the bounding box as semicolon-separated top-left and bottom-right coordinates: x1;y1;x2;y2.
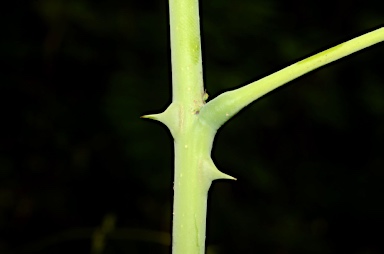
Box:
200;27;384;129
143;0;384;252
144;0;234;253
167;1;235;253
169;0;204;105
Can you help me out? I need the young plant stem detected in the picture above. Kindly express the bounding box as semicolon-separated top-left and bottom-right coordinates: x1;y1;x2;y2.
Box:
143;0;384;252
144;0;234;253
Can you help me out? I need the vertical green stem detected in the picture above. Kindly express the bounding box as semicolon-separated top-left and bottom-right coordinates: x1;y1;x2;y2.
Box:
172;131;208;254
143;1;233;253
166;1;235;253
168;0;206;253
169;0;204;105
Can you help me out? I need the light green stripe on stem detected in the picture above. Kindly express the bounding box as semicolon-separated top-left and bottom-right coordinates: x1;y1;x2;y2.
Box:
200;27;384;130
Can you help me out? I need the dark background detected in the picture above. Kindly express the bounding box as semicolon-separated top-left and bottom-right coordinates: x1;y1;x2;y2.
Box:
1;0;383;253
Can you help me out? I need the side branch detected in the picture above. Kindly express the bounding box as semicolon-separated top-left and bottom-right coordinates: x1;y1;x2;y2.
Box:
200;27;384;130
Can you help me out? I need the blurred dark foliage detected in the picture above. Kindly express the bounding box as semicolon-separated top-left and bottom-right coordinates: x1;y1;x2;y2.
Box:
0;0;383;253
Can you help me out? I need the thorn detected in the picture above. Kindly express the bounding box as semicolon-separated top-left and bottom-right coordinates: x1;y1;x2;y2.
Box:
140;113;163;121
203;158;236;181
141;103;180;137
212;168;236;181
